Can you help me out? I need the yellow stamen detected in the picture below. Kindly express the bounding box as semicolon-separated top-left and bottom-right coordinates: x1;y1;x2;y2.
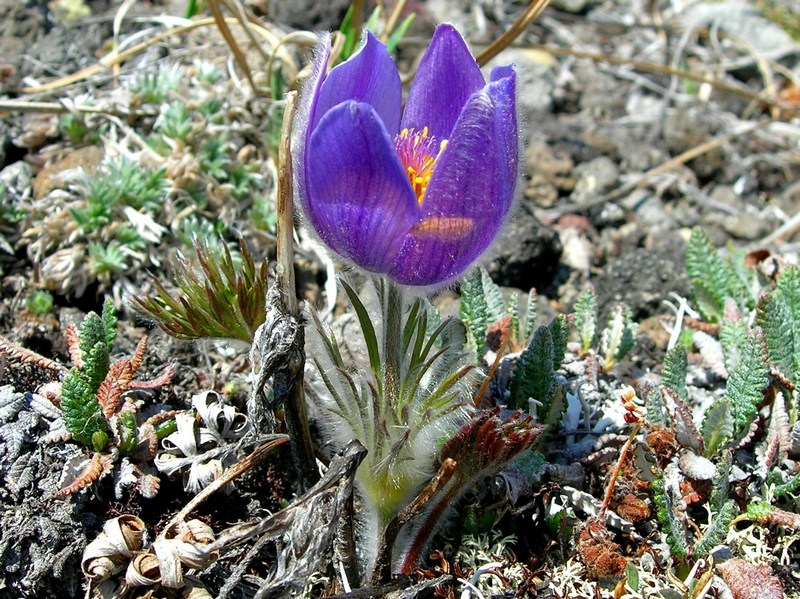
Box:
394;127;447;205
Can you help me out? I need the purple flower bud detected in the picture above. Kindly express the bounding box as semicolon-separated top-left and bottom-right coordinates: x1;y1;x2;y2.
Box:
294;24;518;288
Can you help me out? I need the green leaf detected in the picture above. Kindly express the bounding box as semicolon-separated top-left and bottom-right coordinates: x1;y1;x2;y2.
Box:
773;470;800;498
386;13;416;53
508;294;520;346
625;562;639;592
481;268;506;324
601;303;638;370
746;500;775;523
117;410;139;454
131;238;268;342
709;450;732;512
539;384;566;442
701;399;734;456
101;298;117;349
459;268;489;355
694;500;736;557
720;317;749;375
686;227;736;322
645;385;668;427
651;476;688;559
725;328;769;437
78;312;106;360
758;292;794;382
548;314;570;372
341;280;382;383
573;287;597;352
523;288;538;343
662;346;688;401
61;371;108;447
760;264;800;385
81;342;111;393
509;325;554;411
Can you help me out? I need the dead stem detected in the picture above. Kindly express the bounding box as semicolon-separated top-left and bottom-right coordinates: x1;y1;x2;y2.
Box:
275;90;319;489
599;422;640;518
473;337;508;407
475;0;552;67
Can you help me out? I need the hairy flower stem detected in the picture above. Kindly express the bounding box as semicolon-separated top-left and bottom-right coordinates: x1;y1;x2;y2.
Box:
370;280;406;584
382;280;404;408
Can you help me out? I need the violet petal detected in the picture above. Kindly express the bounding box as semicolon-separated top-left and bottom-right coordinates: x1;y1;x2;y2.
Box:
401;23;485;142
306;101;420;273
313;32;402;135
389;81;517;287
294;33;331;220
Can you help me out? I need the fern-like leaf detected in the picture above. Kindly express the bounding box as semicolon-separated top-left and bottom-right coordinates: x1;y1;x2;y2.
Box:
601;303;638;370
549;314;570;373
701;399;734;457
686;227;743;322
725;328;769;436
573;287;597;352
662;346;688;401
776;266;800;379
645;384;668;427
651;476;688;559
459;268;489;355
523;288;538;343
694;499;736;557
101;298;117;349
509;325;554;410
759;265;800;386
720;317;749;376
481;268;506;324
61;371;108;447
709;449;732;512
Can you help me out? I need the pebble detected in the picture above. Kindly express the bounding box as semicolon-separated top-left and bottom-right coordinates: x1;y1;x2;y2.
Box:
570;156;618;206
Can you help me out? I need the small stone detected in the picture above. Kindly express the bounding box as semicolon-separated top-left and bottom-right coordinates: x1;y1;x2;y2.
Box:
32;145;105;199
526;140;576;192
570;156;619;206
550;0;590;13
723;209;769;240
524;173;559;208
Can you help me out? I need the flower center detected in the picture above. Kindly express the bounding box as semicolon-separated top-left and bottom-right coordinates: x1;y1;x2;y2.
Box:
394;127;448;205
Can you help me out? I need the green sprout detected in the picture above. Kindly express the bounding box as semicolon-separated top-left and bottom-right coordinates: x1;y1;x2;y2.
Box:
70;157;168;233
126;64;183;105
131;237;268;343
88;241;129;277
156;102;194;143
26;290;54;316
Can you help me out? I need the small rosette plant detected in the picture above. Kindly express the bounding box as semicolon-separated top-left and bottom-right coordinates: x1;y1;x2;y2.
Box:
294;23;518;288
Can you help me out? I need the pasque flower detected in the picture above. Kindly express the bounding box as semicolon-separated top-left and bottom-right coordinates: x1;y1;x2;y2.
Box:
294;24;518;288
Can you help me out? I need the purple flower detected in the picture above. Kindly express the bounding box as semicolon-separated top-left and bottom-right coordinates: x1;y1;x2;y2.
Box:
294;24;518;288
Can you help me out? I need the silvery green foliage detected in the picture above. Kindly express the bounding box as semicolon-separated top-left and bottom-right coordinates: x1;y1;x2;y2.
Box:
758;264;800;391
155;390;250;494
723;327;769;439
509;326;554;411
573;287;597;353
306;286;477;577
459;268;491;355
600;303;638;370
60;299;116;450
661;346;688;402
685;226;754;323
0;386;88;597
